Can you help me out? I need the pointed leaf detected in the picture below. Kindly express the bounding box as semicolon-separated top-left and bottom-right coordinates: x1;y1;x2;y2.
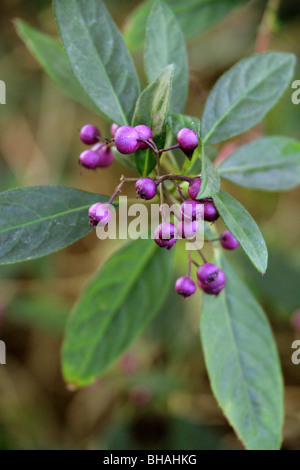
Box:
124;0;248;51
218;136;300;191
0;186;108;264
62;239;174;387
15;19;98;112
54;0;140;124
197;146;220;198
145;0;188;113
200;257;283;450
132;65;174;175
202;52;296;145
213;190;268;274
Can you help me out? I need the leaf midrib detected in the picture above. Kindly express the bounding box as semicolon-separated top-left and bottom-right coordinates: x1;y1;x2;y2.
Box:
75;242;158;378
202;57;290;144
0;203;95;235
218;158;300;175
214;192;266;273
55;0;128;125
218;288;259;441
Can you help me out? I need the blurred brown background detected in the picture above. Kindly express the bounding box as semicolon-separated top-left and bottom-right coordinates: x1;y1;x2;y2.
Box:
0;0;299;450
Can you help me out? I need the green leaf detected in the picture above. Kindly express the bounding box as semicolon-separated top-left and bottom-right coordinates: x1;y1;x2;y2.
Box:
0;186;108;264
218;136;300;191
167;113;201;137
15;19;98;113
197;146;220;198
124;0;248;51
213;190;268;274
200;256;283;450
54;0;140;125
145;0;188;113
202;52;296;145
62;239;174;387
132;65;174;175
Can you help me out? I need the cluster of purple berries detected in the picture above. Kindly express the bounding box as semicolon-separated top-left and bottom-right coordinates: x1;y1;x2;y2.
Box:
79;123;199;168
175;230;239;298
80;122;238;298
79;124;115;169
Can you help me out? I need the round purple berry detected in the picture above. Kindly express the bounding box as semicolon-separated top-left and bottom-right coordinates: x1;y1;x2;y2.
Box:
177;128;199;151
154;222;177;250
175;277;196;298
80;124;100;145
176;220;199;239
188;177;201;200
203;201;219;222
197;263;225;295
180;199;202;221
135;177;157;200
79;149;101;169
220;230;239;250
97;145;114;168
134;125;153;150
110;123;119;137
88;202;111;227
114;126;140;154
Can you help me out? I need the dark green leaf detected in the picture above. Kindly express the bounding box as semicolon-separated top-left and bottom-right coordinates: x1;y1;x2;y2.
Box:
145;0;188;113
197;146;220;198
200;256;283;450
0;186;108;264
213;190;268;274
132;65;174;175
62;239;174;387
202;52;296;145
54;0;140;124
167;113;201;137
218;136;300;191
15;19;98;112
124;0;248;51
134;148;156;177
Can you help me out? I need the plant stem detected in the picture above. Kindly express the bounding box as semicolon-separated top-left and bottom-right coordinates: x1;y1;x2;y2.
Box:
198;248;208;264
158;144;180;153
171;179;186;201
156;174;192;185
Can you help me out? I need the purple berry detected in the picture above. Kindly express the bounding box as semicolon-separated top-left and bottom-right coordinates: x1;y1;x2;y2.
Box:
79;149;101;169
177;128;199;151
88;202;111;227
175;277;196;298
220;230;239;250
80;124;100;145
110;123;119;137
176;220;199;239
114;126;140;154
180;199;202;221
134;125;153;149
97;145;114;168
203;201;219;222
188;177;201;200
154;222;177;250
197;263;226;295
135;177;157;200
